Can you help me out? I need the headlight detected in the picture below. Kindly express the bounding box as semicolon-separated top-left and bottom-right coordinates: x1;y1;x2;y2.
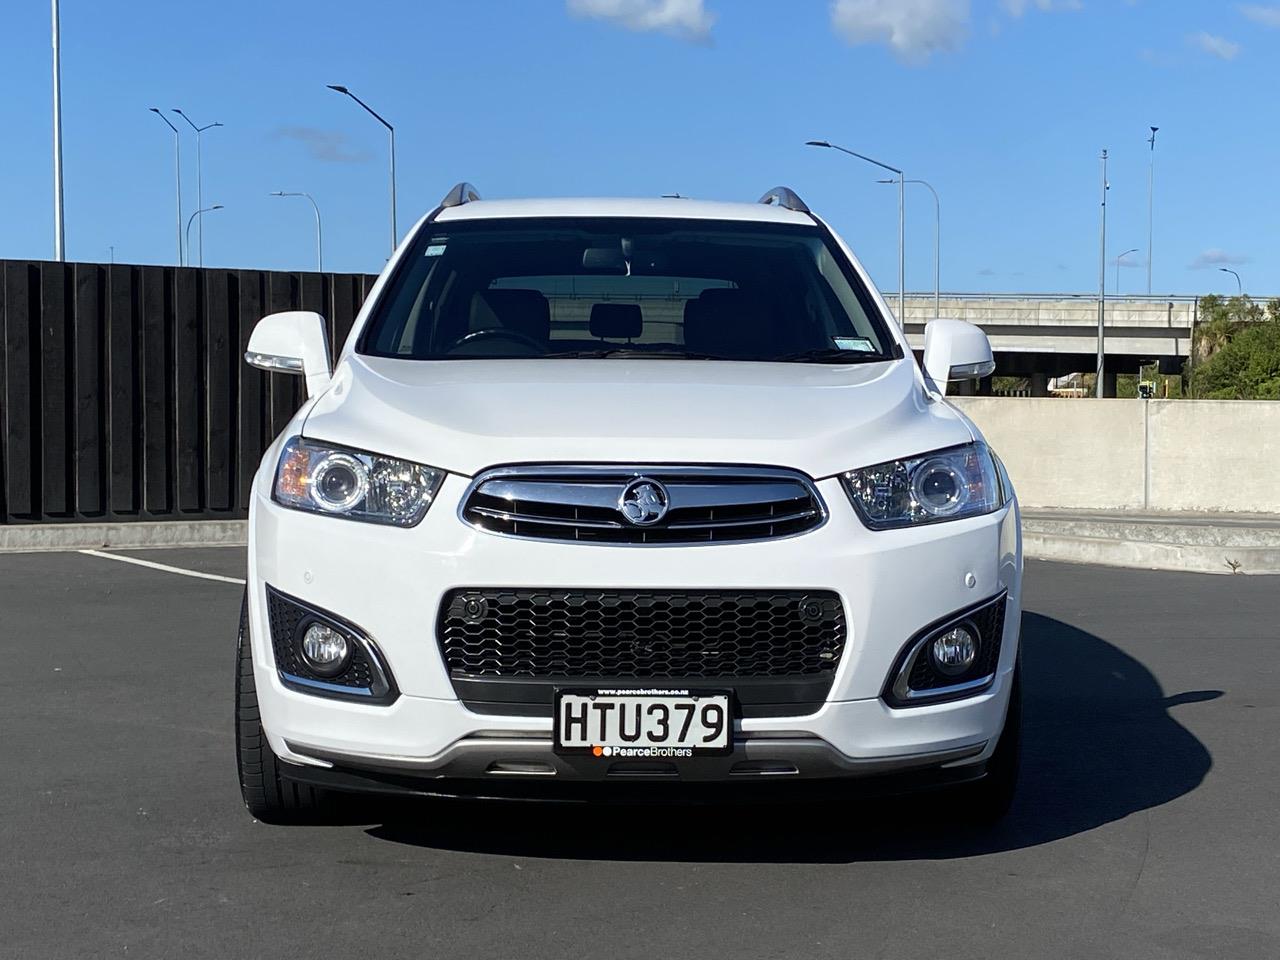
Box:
272;437;444;527
840;442;1003;530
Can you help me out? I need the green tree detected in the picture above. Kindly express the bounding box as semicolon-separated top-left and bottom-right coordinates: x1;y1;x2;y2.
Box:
1190;296;1280;399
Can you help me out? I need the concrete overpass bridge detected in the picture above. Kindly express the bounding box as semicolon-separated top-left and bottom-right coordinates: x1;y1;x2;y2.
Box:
895;293;1199;395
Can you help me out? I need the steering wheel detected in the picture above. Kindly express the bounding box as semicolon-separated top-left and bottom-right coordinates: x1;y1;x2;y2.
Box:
444;328;546;355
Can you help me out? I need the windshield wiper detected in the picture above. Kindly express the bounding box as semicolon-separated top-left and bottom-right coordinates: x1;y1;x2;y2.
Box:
540;348;727;360
771;348;889;364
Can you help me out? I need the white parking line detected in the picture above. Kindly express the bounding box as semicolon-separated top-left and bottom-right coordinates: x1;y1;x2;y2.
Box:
79;549;247;585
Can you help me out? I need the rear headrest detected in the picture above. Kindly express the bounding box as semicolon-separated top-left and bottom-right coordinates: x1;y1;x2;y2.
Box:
589;303;643;340
469;288;550;342
683;288;777;357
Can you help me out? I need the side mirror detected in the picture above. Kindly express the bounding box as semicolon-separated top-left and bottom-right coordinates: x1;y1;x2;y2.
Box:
245;311;332;398
922;319;995;397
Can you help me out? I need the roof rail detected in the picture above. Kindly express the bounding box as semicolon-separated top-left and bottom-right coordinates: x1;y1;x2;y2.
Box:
440;182;482;208
757;186;810;214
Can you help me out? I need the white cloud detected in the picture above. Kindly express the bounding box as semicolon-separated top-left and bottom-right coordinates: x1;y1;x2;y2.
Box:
566;0;714;42
1001;0;1081;16
830;0;970;63
1112;253;1147;268
1239;4;1280;27
274;127;372;164
1189;249;1249;269
1190;31;1240;59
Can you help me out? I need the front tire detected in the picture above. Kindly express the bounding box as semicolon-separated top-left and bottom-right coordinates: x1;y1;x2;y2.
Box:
235;591;330;823
951;651;1022;823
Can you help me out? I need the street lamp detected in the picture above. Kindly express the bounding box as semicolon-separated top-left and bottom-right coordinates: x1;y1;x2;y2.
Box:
1220;267;1242;295
1147;126;1158;295
51;0;65;261
172;109;223;267
185;205;223;264
879;178;939;318
1096;149;1109;399
149;108;184;265
270;192;324;273
1115;248;1138;295
807;140;905;325
327;84;397;257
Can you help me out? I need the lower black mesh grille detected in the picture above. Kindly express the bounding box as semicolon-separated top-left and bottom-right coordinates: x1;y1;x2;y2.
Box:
266;588;376;690
437;589;846;680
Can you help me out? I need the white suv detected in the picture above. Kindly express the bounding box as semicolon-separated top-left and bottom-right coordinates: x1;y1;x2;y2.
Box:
236;184;1023;822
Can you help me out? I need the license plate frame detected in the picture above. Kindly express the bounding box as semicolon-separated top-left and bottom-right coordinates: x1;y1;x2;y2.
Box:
553;687;735;758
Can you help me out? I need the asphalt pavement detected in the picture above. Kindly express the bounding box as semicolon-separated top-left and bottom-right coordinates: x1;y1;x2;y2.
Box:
1;548;1277;959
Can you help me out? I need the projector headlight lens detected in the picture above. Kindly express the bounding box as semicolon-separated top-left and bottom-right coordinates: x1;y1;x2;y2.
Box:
841;442;1004;530
273;437;444;526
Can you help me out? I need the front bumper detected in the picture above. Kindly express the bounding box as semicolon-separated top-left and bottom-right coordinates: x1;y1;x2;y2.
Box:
275;736;993;804
248;466;1022;786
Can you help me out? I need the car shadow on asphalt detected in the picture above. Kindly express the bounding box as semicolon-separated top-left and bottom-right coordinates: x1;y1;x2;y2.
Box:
362;612;1220;862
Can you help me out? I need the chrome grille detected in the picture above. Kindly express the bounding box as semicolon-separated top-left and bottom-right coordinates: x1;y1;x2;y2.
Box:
459;465;826;544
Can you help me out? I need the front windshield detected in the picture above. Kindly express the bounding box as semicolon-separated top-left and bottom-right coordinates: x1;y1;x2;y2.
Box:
359;217;898;363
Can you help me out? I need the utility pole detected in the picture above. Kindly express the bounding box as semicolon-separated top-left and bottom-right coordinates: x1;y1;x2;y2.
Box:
1097;149;1109;399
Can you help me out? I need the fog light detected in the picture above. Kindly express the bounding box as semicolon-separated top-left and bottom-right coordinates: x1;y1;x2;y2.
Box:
301;622;350;676
930;625;977;676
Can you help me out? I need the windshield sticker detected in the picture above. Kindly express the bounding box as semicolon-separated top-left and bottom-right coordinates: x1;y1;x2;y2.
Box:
833;337;875;352
424;244;447;257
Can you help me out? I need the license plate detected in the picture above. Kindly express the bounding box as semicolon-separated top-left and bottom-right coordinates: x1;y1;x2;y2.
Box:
554;688;733;758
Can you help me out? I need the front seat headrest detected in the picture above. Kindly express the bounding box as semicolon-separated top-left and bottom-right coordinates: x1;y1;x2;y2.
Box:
683;288;777;357
470;288;551;342
589;303;643;340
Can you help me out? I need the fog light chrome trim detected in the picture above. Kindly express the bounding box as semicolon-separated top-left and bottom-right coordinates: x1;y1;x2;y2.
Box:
280;672;376;697
266;585;399;705
895;670;996;704
883;591;1008;708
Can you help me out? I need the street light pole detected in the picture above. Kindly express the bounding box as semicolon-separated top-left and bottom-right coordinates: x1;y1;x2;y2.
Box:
1147;126;1158;295
185;205;223;262
806;140;905;325
1219;267;1242;295
880;178;940;317
51;0;65;261
270;192;324;272
1116;248;1138;295
173;110;223;268
1097;149;1109;400
327;84;397;257
150;108;184;265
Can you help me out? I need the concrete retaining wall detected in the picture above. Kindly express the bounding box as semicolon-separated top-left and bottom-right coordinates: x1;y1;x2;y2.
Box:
952;398;1280;514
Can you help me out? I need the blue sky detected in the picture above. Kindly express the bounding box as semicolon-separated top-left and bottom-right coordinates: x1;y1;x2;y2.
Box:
1;0;1276;295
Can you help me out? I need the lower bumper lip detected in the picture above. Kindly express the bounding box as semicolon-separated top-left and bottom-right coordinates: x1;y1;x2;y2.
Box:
282;736;987;782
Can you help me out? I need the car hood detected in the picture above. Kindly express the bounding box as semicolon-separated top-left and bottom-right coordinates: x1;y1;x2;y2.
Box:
302;355;974;479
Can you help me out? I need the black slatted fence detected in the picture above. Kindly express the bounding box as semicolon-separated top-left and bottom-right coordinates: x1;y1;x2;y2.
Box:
0;260;378;524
